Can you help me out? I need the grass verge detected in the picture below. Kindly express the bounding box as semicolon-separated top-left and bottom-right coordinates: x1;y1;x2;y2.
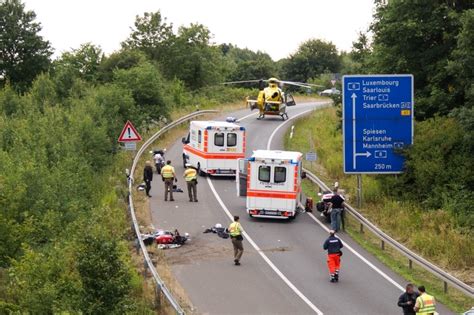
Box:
285;106;474;313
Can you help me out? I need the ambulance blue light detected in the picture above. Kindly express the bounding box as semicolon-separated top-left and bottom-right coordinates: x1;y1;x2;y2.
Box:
206;126;212;130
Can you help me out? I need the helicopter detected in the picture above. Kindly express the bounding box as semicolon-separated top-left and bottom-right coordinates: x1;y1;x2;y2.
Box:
223;78;323;120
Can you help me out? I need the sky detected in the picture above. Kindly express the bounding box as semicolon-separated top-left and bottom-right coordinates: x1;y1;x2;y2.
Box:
24;0;376;61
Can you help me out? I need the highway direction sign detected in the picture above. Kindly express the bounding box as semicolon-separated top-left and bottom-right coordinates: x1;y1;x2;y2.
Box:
118;120;142;142
342;74;413;174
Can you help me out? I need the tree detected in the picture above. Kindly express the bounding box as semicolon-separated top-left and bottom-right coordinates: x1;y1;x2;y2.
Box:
0;0;52;91
281;39;341;82
76;234;132;314
163;23;225;89
347;31;371;74
448;9;474;108
122;11;174;62
53;43;103;83
369;1;466;119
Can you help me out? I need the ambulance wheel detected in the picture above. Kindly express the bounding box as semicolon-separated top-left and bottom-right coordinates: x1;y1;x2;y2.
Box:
182;155;187;168
288;213;296;220
197;163;206;177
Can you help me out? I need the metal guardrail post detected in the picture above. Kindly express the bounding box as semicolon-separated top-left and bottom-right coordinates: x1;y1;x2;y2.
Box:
303;168;474;298
127;110;218;315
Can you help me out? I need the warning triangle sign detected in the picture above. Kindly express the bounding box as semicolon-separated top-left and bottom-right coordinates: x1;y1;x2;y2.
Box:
118;120;142;142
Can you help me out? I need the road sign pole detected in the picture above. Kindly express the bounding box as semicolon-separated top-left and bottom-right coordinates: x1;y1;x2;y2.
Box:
357;174;362;208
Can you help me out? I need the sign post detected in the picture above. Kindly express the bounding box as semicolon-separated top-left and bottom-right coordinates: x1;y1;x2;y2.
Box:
343;74;414;205
118;120;142;151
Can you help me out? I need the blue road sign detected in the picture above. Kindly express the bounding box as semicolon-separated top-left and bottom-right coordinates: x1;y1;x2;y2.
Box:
343;75;413;174
305;152;317;161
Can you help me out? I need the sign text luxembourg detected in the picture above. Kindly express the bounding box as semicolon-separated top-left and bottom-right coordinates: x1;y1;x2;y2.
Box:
343;74;414;174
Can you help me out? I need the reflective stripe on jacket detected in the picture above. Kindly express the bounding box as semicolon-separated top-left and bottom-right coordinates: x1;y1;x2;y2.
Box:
161;165;175;178
184;168;197;181
228;222;241;237
416;293;436;315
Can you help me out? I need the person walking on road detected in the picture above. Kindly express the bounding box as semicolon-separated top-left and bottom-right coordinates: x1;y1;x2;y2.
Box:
398;283;419;314
329;187;345;232
143;161;153;197
161;160;177;201
228;215;243;265
414;286;436;315
323;230;343;282
183;163;198;202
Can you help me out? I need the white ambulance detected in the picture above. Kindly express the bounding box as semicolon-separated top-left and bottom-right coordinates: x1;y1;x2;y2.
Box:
237;150;305;219
182;121;246;176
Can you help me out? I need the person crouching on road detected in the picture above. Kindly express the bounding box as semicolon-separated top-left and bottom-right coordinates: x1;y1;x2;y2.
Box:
323;230;343;282
398;283;419;315
228;215;243;265
183;163;198;202
161;160;177;201
143;161;153;197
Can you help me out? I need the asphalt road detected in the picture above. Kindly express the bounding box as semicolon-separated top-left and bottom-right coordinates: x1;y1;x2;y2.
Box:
148;102;452;315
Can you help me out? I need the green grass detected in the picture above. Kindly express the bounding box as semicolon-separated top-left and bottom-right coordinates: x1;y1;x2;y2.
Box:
285;106;474;313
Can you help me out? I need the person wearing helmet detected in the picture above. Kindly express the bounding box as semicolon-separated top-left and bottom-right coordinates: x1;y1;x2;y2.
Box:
263;78;284;113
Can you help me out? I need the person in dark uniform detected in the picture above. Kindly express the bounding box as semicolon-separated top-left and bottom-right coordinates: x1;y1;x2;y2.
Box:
329;187;345;232
397;283;419;314
143;161;153;197
323;230;343;282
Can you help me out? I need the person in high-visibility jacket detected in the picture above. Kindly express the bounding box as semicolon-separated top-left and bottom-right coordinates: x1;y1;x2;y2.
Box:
263;77;284;113
228;215;243;265
161;160;177;201
414;286;436;315
183;163;198;202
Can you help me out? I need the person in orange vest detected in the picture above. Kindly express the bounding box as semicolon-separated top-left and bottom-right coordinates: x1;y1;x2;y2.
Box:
414;286;436;315
323;230;343;282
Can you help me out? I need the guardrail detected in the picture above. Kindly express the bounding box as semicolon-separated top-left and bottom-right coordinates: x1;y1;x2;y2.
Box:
303;169;474;298
127;110;219;314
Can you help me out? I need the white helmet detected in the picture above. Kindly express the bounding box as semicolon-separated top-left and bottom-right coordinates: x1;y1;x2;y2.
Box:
215;223;222;229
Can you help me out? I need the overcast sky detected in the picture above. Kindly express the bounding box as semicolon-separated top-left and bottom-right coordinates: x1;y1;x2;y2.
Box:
24;0;376;61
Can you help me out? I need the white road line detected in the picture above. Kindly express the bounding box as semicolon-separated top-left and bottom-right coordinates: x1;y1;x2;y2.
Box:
264;106;405;292
236;111;258;122
306;213;405;292
206;177;324;315
266;108;317;150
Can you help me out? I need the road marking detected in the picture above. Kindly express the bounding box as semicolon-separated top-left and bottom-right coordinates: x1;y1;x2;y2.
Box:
264;106;405;292
306;212;404;291
236;111;258;122
206;177;324;315
266;108;317;150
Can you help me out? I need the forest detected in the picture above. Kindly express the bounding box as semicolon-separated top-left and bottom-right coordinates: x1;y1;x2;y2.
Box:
0;0;473;312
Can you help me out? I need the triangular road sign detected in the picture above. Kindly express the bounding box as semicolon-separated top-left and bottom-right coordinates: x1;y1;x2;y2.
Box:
118;120;142;142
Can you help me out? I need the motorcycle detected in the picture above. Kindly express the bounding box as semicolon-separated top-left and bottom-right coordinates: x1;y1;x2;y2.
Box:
316;190;335;222
150;148;166;174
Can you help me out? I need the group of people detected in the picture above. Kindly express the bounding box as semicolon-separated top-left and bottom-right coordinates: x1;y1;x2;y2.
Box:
227;202;437;315
143;159;198;202
398;283;437;315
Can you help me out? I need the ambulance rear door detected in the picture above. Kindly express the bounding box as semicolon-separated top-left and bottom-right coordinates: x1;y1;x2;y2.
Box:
236;158;248;196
